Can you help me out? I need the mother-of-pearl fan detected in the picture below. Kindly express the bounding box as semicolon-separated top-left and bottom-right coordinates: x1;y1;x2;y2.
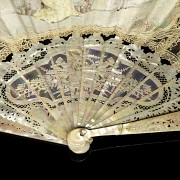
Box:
0;0;179;154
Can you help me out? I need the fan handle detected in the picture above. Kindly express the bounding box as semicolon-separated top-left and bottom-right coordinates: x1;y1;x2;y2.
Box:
67;126;121;154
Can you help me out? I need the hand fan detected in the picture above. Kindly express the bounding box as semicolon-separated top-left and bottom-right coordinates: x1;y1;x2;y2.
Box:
0;0;179;154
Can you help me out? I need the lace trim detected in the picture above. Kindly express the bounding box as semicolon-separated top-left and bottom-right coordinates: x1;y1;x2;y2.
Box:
0;20;179;69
